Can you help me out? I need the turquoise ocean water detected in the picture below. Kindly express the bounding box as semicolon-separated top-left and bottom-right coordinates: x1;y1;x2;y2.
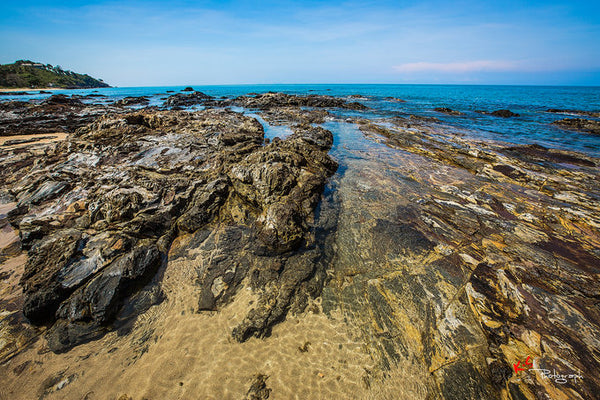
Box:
2;84;599;156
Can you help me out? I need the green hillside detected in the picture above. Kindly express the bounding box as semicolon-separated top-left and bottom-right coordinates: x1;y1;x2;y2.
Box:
0;60;110;89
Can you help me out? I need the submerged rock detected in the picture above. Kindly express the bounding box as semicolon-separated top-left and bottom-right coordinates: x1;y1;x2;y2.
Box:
552;117;600;135
384;97;406;102
502;143;595;167
245;374;272;400
434;107;464;115
546;108;600;118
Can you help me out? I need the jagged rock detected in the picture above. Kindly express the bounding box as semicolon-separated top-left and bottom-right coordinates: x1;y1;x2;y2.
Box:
21;229;84;323
46;243;161;352
2;106;336;350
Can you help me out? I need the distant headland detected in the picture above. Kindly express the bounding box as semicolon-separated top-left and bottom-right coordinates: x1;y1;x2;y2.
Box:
0;60;110;89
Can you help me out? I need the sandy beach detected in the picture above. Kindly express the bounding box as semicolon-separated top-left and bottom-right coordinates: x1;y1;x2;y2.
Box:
0;87;65;93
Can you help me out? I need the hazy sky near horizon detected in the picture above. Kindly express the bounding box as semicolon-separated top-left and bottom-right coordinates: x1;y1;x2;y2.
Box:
1;0;599;86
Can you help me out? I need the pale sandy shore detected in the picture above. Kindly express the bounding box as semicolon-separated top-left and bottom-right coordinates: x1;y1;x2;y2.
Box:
0;87;65;92
0;132;68;148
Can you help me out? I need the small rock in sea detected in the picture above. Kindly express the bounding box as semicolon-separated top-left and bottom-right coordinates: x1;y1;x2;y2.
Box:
434;107;463;115
476;109;520;117
490;109;519;117
182;86;194;91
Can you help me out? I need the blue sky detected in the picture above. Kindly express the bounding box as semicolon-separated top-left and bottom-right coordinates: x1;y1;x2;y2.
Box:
1;0;599;86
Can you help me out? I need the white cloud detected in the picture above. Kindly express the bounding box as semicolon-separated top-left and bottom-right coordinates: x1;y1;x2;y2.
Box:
393;60;518;73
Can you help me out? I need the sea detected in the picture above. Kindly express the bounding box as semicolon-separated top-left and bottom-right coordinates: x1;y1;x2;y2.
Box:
2;84;599;157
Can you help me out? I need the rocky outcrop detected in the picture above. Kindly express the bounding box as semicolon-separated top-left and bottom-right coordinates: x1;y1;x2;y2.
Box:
163;91;214;107
552;117;600;135
434;107;464;116
43;94;84;107
259;107;332;125
476;109;520;117
114;96;150;107
234;92;367;110
0;95;120;136
355;117;600;400
4;108;336;352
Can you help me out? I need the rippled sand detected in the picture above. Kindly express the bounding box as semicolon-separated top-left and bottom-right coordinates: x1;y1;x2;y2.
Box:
0;241;378;400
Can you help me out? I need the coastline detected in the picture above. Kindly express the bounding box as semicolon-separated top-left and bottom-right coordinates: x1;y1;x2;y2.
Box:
0;87;65;93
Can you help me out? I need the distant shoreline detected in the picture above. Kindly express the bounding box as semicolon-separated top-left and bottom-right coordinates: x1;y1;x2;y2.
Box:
0;87;66;93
